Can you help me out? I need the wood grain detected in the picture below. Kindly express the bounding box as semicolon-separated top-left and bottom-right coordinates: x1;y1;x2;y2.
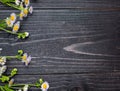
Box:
0;0;120;91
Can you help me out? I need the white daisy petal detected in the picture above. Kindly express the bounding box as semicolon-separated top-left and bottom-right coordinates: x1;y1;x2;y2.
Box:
25;32;29;37
25;56;31;66
23;84;29;91
29;6;33;14
0;65;7;75
15;0;20;5
0;57;6;65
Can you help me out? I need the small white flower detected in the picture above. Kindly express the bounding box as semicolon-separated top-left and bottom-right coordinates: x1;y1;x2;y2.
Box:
0;65;7;76
12;21;20;33
0;57;6;65
9;79;14;87
15;0;20;5
29;6;33;14
23;7;28;17
25;32;29;37
6;17;13;27
24;0;30;7
20;11;24;20
23;84;29;91
10;13;17;24
22;53;31;66
41;82;49;91
22;53;28;62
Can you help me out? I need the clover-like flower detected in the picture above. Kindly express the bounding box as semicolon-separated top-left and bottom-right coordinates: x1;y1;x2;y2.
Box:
23;84;29;91
22;53;31;66
12;21;20;33
0;57;6;65
25;32;29;37
41;82;49;91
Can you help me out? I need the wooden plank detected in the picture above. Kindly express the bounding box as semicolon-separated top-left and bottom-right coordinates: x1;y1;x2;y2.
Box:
3;72;120;91
0;0;120;91
0;10;119;75
0;0;120;9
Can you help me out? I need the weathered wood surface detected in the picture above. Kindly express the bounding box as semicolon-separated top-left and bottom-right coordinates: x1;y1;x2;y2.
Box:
0;0;120;91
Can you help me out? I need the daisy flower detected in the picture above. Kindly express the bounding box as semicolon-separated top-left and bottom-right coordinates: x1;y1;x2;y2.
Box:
23;7;28;17
41;82;49;91
10;13;17;24
0;57;6;65
20;11;24;20
6;17;13;27
22;53;31;66
24;0;30;7
23;84;29;91
12;21;20;33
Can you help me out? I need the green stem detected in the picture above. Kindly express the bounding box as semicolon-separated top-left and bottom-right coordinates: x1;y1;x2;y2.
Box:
0;55;22;60
5;56;18;59
11;84;36;87
10;86;22;90
0;86;5;91
0;27;17;35
6;3;21;10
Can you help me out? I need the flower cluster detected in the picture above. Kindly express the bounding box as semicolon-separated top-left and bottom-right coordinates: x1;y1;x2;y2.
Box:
0;49;49;91
0;0;33;39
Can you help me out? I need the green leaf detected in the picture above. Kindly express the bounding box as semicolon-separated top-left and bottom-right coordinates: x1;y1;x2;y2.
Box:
0;86;5;91
18;50;23;55
4;85;14;91
10;68;18;77
0;75;10;82
35;81;41;88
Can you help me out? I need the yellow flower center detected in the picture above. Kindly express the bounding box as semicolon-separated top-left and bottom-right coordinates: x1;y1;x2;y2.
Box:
0;59;4;63
22;55;27;61
13;25;19;31
42;83;47;89
25;0;29;5
10;15;15;21
20;13;24;18
23;9;28;15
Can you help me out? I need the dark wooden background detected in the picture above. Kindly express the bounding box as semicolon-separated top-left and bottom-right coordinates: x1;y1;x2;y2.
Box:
0;0;120;91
